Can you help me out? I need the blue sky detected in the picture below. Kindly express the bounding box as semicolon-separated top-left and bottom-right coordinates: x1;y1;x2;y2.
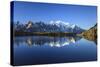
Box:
12;1;97;29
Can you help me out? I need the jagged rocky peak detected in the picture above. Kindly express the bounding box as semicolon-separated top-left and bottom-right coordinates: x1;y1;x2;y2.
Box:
14;20;85;33
26;21;33;29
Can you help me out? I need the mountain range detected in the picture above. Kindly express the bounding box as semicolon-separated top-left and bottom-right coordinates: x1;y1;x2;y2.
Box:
14;20;85;33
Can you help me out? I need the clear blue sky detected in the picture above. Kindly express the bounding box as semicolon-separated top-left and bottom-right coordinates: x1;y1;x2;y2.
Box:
12;1;97;29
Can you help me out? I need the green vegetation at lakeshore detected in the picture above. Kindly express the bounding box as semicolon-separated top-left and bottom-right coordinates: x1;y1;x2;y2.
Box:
14;31;77;37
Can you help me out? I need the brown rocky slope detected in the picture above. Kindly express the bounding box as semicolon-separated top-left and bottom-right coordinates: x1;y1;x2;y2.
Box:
82;24;97;44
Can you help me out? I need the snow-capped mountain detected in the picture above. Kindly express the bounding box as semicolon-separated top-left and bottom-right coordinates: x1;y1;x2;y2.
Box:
49;20;70;27
14;20;85;33
49;20;84;33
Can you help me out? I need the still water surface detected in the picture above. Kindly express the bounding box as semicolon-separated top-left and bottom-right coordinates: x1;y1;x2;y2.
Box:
13;36;97;66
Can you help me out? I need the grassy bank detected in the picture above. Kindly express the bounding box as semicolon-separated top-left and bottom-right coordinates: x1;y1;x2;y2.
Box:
14;31;77;37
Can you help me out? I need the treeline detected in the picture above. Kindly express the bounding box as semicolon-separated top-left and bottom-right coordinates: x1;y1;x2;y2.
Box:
14;31;77;37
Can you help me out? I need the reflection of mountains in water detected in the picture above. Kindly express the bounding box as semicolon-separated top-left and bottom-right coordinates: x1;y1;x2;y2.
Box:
14;36;82;47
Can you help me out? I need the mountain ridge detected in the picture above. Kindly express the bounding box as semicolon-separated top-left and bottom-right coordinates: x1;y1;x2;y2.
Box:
82;23;97;44
14;20;85;34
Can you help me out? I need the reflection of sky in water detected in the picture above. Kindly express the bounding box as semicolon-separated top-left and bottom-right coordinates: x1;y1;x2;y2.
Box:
13;36;97;66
